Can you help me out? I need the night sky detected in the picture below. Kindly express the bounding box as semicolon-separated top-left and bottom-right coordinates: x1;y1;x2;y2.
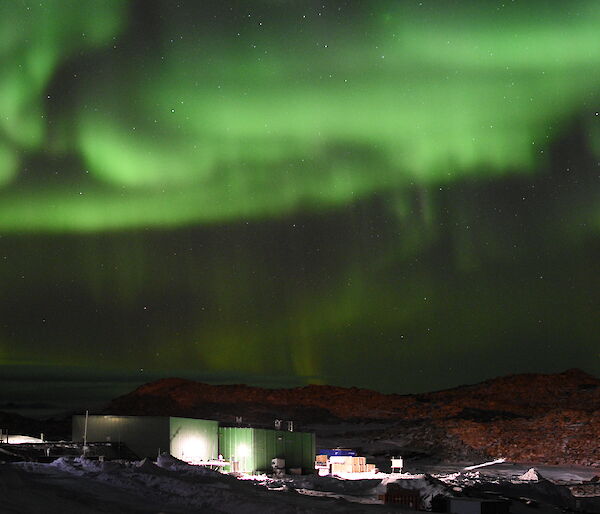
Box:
1;0;599;412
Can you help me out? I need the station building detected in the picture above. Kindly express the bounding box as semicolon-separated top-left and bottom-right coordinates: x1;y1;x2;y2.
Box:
72;415;315;474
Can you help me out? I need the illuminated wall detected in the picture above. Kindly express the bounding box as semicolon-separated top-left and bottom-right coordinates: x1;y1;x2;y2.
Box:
170;417;219;463
218;426;316;473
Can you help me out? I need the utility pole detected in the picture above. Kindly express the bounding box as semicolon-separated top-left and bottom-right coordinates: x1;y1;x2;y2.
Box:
83;410;89;456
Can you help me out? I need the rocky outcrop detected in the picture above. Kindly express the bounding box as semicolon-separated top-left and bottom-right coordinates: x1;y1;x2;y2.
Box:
106;378;412;421
104;369;600;467
445;409;600;467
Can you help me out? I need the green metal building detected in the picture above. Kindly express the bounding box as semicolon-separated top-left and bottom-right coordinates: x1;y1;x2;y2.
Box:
218;426;315;474
72;415;219;462
72;415;316;474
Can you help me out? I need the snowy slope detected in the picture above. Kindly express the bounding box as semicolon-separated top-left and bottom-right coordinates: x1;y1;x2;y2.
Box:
0;456;411;513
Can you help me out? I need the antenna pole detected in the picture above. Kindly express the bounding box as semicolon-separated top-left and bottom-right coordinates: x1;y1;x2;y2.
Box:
83;410;89;454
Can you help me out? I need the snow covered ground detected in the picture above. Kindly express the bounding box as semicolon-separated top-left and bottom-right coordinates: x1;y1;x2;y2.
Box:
2;454;598;513
0;455;412;513
415;461;599;484
2;428;599;514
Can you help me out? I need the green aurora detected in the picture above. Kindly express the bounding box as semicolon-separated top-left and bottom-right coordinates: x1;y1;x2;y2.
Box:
0;1;598;400
1;0;599;230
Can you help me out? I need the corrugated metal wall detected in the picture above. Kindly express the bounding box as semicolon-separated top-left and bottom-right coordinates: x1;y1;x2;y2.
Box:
169;417;219;463
301;431;316;472
219;427;255;472
218;427;315;474
279;430;315;472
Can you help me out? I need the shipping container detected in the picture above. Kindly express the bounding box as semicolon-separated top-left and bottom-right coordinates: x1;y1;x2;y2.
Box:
72;415;218;462
218;427;315;474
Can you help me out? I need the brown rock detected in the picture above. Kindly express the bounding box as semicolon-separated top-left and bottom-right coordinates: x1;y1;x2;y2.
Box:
104;369;600;467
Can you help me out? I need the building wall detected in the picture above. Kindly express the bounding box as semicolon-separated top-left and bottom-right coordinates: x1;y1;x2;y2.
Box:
72;415;170;459
252;428;283;472
218;426;315;474
219;427;255;472
169;417;219;463
297;431;316;472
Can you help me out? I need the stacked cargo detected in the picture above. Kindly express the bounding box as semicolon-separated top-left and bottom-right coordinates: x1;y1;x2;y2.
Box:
328;455;377;474
314;454;328;472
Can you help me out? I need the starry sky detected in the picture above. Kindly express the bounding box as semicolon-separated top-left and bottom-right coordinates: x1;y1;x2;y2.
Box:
1;0;599;411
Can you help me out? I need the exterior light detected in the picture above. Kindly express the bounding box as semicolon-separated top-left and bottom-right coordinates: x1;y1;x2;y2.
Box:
237;444;250;458
181;436;206;464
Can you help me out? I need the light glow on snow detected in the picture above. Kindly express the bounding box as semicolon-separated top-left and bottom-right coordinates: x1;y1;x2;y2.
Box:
6;435;44;444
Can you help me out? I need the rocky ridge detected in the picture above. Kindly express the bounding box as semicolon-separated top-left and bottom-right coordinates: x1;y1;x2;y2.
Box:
105;369;600;467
